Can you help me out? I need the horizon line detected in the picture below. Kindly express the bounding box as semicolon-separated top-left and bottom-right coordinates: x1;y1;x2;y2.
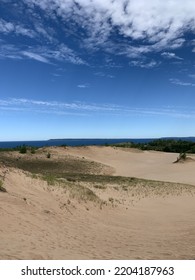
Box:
0;136;195;142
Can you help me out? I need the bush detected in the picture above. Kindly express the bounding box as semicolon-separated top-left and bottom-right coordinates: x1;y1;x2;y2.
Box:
0;180;6;193
30;147;36;154
47;152;51;159
174;152;187;163
179;152;186;160
19;145;27;154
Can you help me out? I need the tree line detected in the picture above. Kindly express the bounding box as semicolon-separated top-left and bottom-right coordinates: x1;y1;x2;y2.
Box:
108;139;195;153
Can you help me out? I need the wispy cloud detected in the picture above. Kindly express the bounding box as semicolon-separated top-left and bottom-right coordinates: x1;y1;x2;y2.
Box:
0;19;14;33
0;98;195;119
22;51;51;64
161;52;183;60
0;19;36;38
52;73;61;77
24;0;195;53
188;74;195;79
130;60;159;69
0;44;21;60
77;84;90;89
170;78;195;87
1;0;195;67
94;72;115;78
0;43;86;65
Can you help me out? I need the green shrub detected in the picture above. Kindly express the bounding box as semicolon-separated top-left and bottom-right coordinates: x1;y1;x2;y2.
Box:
47;152;51;159
19;145;27;154
174;152;187;163
179;152;186;160
30;147;36;154
0;180;6;193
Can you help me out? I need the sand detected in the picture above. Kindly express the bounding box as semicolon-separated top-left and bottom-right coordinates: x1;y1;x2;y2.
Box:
0;146;195;259
65;146;195;185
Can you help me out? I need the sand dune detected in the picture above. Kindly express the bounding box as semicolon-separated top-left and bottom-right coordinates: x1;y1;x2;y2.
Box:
0;146;195;259
64;146;195;185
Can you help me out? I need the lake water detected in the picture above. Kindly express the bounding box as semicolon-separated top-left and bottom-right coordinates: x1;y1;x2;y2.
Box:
0;137;195;148
0;138;156;148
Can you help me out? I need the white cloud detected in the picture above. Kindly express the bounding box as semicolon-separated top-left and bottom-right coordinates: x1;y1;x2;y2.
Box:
34;23;56;42
1;97;195;119
46;44;87;65
0;44;21;60
94;72;114;78
0;19;36;38
2;0;195;66
130;60;159;68
0;42;86;65
15;26;36;38
23;45;87;65
161;52;183;60
77;84;89;88
25;0;195;52
170;78;195;86
22;51;51;64
0;19;14;33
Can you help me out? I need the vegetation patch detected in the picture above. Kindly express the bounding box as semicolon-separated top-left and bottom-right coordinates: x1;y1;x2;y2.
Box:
94;184;106;189
42;175;100;203
0;145;38;153
46;152;51;159
0;180;6;193
0;154;105;176
1;147;195;204
108;139;195;154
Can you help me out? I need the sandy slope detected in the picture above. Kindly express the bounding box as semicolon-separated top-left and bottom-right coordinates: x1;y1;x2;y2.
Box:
0;147;195;260
64;146;195;185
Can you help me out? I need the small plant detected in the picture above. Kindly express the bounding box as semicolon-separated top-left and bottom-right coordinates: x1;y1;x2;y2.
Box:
122;185;128;191
0;180;6;193
19;145;27;154
43;175;56;185
174;152;187;163
94;184;106;189
108;197;114;203
30;147;36;154
46;152;51;158
61;144;67;148
179;152;186;160
66;178;76;182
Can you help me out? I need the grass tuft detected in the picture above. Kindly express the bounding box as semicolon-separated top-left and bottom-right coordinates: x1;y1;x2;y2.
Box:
0;180;7;193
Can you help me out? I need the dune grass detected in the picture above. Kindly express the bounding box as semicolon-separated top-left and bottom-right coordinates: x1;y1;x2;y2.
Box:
0;180;6;193
1;149;195;204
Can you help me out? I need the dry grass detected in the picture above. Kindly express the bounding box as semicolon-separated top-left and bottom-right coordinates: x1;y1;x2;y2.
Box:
0;180;6;193
1;149;195;205
40;172;195;207
0;151;108;176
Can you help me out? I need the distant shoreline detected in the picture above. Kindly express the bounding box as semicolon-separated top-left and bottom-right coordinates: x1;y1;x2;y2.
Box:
0;137;195;148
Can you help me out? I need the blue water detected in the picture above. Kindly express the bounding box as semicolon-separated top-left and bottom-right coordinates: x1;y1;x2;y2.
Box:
0;137;195;148
0;138;155;148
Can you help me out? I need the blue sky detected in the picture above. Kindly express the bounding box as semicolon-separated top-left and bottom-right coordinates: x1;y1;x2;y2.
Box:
0;0;195;140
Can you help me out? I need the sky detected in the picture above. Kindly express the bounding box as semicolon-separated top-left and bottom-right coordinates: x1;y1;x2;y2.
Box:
0;0;195;140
